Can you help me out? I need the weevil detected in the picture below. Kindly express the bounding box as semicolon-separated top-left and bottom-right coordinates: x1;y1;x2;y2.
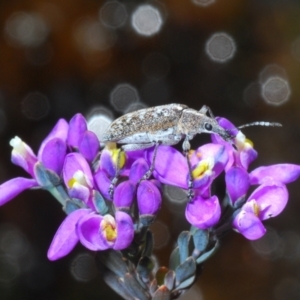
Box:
102;103;281;199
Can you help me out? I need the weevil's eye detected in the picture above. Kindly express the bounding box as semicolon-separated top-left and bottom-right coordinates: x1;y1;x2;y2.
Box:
204;123;213;131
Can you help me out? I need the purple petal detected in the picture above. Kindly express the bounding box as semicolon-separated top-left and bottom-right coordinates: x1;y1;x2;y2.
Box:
94;169;112;200
38;119;69;160
47;208;90;260
185;195;221;229
69;184;90;203
250;164;300;185
191;144;228;177
211;117;238;144
146;146;188;188
78;213;110;251
248;182;288;219
99;148;117;178
78;131;100;163
137;180;162;215
193;174;212;191
0;177;38;206
67;114;87;148
63;153;94;188
238;147;257;170
114;181;135;209
225;167;250;204
232;210;266;240
129;158;149;184
40;138;67;174
10;137;37;177
113;211;134;250
123;150;146;175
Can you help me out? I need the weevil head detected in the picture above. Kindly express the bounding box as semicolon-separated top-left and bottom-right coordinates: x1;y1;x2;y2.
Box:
198;115;234;142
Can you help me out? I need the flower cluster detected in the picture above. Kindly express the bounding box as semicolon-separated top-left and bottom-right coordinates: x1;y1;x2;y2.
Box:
0;113;299;263
0;114;161;260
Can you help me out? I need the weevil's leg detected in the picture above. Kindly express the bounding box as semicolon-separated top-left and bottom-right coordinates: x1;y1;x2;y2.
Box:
199;105;215;118
138;141;161;184
108;148;123;199
182;137;194;201
108;142;155;199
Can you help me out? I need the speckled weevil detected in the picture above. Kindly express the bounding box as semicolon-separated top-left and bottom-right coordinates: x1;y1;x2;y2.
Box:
102;103;281;199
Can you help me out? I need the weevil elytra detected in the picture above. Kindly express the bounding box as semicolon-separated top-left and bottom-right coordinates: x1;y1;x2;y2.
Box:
102;103;281;199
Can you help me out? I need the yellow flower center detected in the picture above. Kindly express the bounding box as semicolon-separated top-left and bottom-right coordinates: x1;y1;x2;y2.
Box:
67;170;88;188
112;148;126;169
192;159;212;179
100;215;117;242
105;142;126;169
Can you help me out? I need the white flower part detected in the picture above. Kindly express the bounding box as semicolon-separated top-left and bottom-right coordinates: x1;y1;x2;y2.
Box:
73;170;92;188
206;156;215;176
9;136;23;151
9;136;35;158
235;131;253;151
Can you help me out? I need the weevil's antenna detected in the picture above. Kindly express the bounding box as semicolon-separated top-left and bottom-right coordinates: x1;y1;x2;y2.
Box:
238;121;282;130
224;121;282;145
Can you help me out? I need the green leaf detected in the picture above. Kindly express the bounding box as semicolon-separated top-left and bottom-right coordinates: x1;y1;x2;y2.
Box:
96;250;129;277
174;274;195;291
164;270;175;291
196;240;219;264
178;231;191;264
137;256;154;282
169;247;180;271
192;228;209;253
175;257;196;286
123;273;150;300
92;190;108;215
142;230;153;257
63;199;81;214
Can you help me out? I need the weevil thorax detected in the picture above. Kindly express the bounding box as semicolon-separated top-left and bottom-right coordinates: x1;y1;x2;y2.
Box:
178;108;232;141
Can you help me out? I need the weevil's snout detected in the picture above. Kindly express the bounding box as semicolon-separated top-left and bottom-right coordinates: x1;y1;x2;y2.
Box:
212;123;235;141
219;129;235;142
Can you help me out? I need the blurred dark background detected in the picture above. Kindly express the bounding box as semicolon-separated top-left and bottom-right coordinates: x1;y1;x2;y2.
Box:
0;0;300;299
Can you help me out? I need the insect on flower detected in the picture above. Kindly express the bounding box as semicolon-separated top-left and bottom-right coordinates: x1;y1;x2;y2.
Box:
102;103;281;199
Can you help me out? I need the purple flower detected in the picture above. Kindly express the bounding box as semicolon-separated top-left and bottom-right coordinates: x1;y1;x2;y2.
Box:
98;143;126;178
146;144;228;195
185;195;221;229
225;166;250;205
249;164;300;185
146;145;188;188
94;169;113;200
63;153;94;202
48;208;90;261
0;119;68;206
129;158;149;184
189;143;228;192
67;113;88;149
78;211;134;251
232;181;288;240
67;113;100;162
114;180;135;210
212;117;257;171
137;180;162;216
48;209;134;260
